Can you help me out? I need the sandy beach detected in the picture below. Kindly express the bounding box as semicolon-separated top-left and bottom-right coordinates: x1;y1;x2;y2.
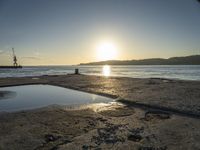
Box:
0;74;200;150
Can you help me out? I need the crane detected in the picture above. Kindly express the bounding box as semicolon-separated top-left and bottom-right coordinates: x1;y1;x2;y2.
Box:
12;48;18;67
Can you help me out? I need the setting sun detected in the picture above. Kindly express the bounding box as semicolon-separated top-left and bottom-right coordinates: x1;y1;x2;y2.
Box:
96;41;118;61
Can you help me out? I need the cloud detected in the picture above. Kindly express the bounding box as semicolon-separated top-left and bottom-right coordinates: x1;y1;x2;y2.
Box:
21;56;41;60
0;50;10;55
0;50;4;54
34;51;41;56
0;49;13;54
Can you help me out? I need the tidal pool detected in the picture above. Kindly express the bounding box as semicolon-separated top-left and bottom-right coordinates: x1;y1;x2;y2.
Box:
0;85;113;112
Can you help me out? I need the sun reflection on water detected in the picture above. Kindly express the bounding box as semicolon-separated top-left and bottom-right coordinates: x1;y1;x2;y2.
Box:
102;65;111;77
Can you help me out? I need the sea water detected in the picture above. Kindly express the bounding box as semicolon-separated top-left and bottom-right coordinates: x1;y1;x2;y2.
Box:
0;65;200;80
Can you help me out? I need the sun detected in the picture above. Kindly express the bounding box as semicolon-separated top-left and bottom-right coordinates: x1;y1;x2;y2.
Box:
96;41;118;61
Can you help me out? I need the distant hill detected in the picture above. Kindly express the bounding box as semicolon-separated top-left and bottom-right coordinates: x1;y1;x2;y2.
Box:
80;55;200;65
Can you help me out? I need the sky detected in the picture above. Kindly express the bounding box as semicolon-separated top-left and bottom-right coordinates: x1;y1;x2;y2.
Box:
0;0;200;65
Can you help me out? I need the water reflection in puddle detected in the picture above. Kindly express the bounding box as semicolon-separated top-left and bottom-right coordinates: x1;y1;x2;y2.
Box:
0;85;114;112
83;102;124;112
0;91;17;100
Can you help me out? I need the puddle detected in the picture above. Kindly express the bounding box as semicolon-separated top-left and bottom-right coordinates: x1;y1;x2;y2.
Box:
0;85;114;112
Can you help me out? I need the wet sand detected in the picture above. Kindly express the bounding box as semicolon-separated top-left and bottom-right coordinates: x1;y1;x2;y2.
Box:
0;74;200;150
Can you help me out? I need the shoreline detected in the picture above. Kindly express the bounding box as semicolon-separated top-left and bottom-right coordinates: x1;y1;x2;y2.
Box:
0;74;200;149
0;73;200;82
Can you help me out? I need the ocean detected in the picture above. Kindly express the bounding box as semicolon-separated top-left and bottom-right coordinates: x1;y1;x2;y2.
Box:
0;65;200;81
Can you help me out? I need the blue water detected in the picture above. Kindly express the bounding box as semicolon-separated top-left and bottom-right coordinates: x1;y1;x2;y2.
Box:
0;65;200;80
0;85;113;112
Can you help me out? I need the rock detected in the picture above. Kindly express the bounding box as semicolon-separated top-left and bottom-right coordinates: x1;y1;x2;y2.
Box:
128;134;142;142
82;145;89;150
44;134;59;142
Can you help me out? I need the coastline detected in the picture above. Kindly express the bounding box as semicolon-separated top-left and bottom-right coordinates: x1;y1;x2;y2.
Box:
0;74;200;149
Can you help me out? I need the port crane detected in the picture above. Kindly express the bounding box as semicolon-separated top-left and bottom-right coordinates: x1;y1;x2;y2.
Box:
12;48;18;67
0;48;22;68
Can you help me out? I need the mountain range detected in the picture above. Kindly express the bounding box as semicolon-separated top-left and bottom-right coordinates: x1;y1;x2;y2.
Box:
80;55;200;65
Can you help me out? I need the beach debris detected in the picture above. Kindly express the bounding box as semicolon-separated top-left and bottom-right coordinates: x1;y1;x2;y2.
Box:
44;134;60;142
75;68;79;74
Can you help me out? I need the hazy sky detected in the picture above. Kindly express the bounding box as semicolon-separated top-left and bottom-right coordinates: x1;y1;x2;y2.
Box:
0;0;200;65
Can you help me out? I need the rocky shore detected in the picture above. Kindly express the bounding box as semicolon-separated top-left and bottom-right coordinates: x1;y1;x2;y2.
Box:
0;74;200;150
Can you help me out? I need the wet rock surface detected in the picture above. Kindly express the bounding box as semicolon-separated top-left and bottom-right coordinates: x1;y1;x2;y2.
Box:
0;104;200;150
92;123;126;145
0;74;200;115
99;106;134;117
0;75;200;149
144;111;171;121
128;127;144;142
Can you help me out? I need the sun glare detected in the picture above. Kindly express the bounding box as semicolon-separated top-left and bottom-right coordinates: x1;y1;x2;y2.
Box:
96;42;118;61
102;65;111;77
